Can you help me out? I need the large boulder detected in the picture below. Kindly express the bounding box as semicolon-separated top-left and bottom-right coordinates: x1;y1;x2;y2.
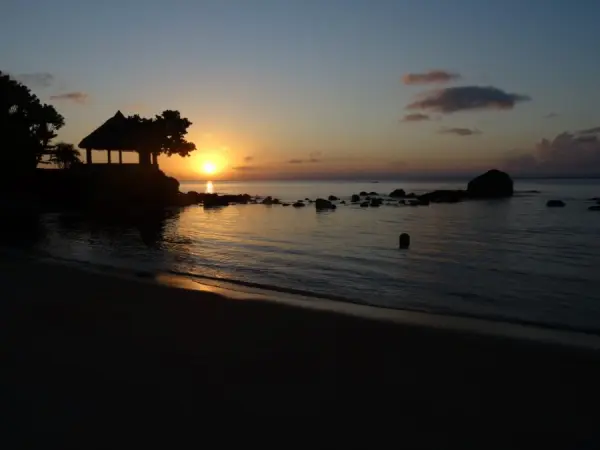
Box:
389;189;406;198
467;169;514;198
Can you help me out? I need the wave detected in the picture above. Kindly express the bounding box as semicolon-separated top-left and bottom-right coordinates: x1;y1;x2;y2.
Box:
3;245;600;337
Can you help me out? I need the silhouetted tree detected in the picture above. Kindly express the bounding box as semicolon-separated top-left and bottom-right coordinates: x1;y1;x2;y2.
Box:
0;71;65;173
127;110;196;165
49;142;82;169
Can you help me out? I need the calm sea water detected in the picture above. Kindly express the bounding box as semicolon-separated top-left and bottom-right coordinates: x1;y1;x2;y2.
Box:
16;178;600;331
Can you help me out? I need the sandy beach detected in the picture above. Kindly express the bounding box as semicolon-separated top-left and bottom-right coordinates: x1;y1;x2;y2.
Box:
2;256;600;448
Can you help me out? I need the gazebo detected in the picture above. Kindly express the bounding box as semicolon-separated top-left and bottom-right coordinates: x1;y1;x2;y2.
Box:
78;111;155;166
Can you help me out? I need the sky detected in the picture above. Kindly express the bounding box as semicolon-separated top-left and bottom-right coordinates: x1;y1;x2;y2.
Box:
3;0;600;179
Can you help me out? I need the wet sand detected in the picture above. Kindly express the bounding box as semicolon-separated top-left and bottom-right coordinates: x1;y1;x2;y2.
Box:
2;256;600;448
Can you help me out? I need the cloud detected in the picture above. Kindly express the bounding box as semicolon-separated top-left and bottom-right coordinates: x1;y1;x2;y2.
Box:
575;135;598;143
232;165;259;171
406;86;531;114
50;91;89;104
544;112;558;119
439;127;481;136
243;156;254;162
505;130;600;176
578;126;600;135
401;113;430;122
402;70;460;85
14;72;54;87
289;152;322;164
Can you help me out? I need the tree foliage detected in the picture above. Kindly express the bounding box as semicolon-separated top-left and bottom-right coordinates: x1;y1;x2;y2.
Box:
48;142;82;169
0;71;65;172
128;110;196;160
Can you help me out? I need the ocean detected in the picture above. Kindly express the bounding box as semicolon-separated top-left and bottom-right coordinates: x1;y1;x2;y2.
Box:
13;178;600;332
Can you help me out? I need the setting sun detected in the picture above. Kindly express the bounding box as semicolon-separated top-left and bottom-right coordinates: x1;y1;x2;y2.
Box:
202;161;217;175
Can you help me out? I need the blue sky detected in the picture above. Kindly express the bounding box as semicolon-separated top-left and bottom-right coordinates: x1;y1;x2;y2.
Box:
3;0;600;178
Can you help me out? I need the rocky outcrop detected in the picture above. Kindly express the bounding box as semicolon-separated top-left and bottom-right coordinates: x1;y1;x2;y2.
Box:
328;195;339;201
292;201;305;207
261;196;281;205
351;194;360;202
467;169;514;198
203;195;229;208
547;200;566;207
315;198;336;210
418;190;466;204
389;189;406;198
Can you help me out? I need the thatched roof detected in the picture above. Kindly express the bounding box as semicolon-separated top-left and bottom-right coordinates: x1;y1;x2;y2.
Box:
78;111;137;151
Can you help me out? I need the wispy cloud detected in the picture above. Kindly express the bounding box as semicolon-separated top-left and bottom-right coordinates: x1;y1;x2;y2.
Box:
232;165;259;171
575;135;598;143
289;151;322;164
439;127;481;136
244;156;254;162
578;126;600;135
401;113;430;122
406;86;530;114
544;112;558;119
49;91;89;104
14;72;54;88
402;70;460;85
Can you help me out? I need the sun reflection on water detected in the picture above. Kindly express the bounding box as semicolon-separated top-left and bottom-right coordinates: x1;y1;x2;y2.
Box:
206;181;214;193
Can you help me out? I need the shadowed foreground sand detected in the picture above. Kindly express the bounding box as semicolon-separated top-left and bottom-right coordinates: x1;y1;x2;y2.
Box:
2;257;600;448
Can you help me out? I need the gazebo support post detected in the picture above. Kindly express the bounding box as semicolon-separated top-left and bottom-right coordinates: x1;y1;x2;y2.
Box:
107;150;111;164
86;148;92;164
118;150;123;164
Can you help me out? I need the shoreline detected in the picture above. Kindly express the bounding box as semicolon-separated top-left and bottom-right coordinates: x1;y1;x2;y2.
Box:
7;247;600;344
2;254;600;444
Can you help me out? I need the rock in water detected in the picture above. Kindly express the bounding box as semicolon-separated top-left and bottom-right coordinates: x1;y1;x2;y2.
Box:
351;194;360;203
328;195;339;201
389;189;406;198
467;169;514;198
547;200;566;207
588;205;600;211
315;198;336;210
418;190;465;204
